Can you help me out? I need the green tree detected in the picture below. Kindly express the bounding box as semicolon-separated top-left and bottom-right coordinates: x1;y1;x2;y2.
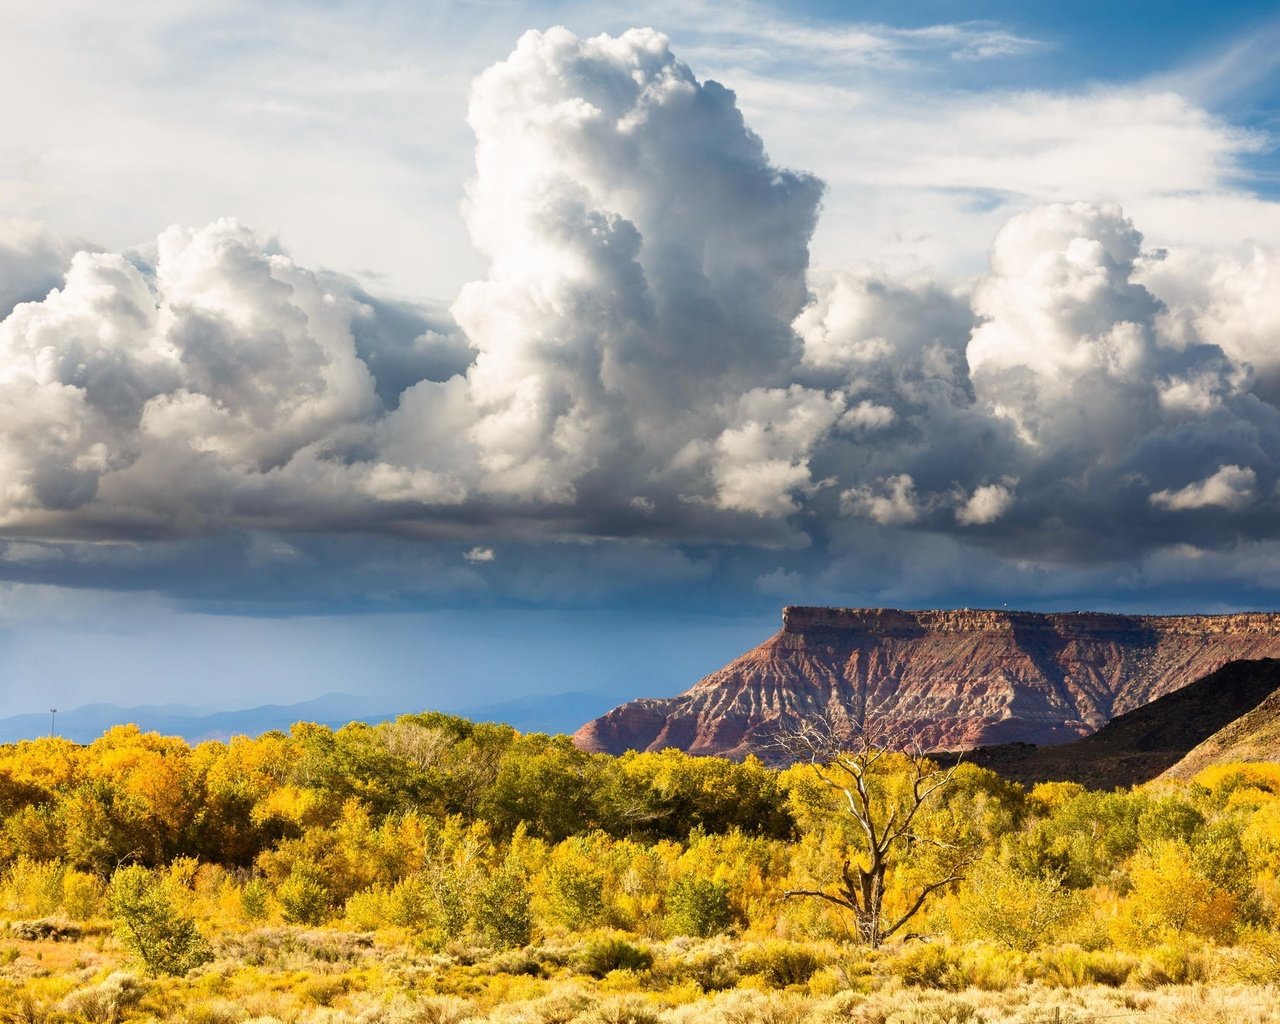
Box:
277;865;332;925
665;876;733;938
108;865;212;976
473;859;533;948
1015;789;1149;889
600;750;793;841
540;837;607;931
479;735;603;841
1122;839;1238;943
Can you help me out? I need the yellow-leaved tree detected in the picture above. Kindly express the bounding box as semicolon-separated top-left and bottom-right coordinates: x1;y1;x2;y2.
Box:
1118;839;1238;945
777;714;971;948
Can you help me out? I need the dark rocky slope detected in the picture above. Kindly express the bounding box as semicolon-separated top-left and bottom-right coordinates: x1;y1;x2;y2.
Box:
1161;673;1280;781
951;658;1280;788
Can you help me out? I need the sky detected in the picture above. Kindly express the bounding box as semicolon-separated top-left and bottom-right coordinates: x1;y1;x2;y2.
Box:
2;0;1280;719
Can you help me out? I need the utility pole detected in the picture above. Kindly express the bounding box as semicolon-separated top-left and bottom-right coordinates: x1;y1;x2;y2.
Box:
49;708;57;738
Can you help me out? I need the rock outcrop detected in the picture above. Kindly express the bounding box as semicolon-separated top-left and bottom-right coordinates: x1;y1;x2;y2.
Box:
573;606;1280;760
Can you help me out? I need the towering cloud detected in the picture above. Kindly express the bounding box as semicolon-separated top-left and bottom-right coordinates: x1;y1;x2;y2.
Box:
963;203;1278;551
1155;244;1280;403
451;27;828;514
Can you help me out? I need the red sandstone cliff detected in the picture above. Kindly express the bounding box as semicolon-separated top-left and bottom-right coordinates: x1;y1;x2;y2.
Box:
572;606;1280;759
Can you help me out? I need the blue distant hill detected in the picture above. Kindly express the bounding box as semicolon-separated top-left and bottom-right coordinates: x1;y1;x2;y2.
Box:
0;690;615;744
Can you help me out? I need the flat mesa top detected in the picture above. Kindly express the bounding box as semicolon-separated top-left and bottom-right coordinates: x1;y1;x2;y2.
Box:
780;606;1280;636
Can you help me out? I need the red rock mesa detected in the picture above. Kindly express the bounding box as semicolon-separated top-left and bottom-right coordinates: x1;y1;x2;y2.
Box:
573;606;1280;759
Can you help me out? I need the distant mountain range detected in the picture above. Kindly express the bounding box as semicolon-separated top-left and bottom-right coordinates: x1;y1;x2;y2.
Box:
0;689;617;745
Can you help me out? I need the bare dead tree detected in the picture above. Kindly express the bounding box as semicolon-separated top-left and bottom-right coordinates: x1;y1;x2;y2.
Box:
775;707;971;948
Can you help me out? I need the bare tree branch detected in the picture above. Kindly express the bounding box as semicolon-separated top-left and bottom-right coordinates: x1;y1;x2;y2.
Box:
772;703;968;948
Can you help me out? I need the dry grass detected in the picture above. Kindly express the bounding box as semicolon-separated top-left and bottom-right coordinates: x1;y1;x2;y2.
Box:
0;922;1276;1024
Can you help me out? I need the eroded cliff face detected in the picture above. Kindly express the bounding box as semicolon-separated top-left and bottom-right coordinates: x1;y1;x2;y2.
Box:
572;607;1280;759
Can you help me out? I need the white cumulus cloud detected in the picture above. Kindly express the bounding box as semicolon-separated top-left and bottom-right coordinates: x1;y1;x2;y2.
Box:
1150;464;1257;512
451;27;823;510
956;483;1015;526
841;474;920;525
712;386;845;517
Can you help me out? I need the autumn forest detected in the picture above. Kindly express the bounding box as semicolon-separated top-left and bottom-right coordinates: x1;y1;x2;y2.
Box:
0;713;1278;1022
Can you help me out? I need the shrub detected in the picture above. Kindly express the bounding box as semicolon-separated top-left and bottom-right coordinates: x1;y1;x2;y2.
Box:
182;1001;246;1024
1131;942;1213;988
1;859;64;918
61;870;104;921
277;870;331;926
299;974;348;1006
387;877;436;928
0;987;56;1024
486;948;548;977
473;865;533;949
108;865;212;976
9;919;79;941
541;862;606;931
890;942;966;991
352;995;479;1024
344;888;388;931
409;995;481;1024
950;860;1080;951
1231;926;1280;983
432;867;472;943
241;878;271;921
59;972;145;1024
737;941;822;988
1033;945;1135;988
955;944;1028;991
344;879;436;932
581;995;661;1024
578;935;654;978
665;947;740;992
501;988;594;1024
875;996;982;1024
688;990;809;1024
665;877;733;938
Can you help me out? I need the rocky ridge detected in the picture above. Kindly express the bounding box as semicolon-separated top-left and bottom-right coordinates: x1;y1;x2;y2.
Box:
948;658;1280;788
572;606;1280;760
1162;684;1280;780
